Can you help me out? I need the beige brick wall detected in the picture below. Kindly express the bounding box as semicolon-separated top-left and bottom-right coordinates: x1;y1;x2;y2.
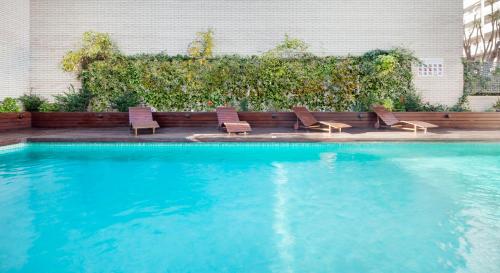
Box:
30;0;463;106
0;0;30;101
468;96;500;111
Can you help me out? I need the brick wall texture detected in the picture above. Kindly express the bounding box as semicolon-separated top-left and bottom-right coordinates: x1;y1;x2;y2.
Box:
3;0;464;106
0;0;30;100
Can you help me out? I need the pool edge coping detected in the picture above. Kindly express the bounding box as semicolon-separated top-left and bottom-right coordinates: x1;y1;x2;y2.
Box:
2;136;500;149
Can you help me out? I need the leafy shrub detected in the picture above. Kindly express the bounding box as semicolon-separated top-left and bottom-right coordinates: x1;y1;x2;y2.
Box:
18;94;46;112
380;98;394;111
263;34;312;59
54;86;92;112
354;49;418;111
36;86;92;112
187;29;214;59
448;95;471;112
39;102;61;112
110;90;142;112
0;98;21;113
61;31;117;75
396;95;470;112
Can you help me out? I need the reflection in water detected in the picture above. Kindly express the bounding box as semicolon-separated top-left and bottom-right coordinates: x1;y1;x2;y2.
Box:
272;163;294;273
320;152;337;170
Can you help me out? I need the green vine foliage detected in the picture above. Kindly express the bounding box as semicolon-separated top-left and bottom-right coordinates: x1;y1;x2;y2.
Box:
0;98;21;113
68;31;424;112
187;29;215;59
61;31;118;76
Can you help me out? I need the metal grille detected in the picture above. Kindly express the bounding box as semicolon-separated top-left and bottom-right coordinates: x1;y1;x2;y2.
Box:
465;61;500;95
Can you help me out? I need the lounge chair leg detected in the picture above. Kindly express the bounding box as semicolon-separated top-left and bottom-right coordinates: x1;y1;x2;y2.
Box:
339;128;342;133
135;128;138;137
329;126;332;134
153;128;156;134
424;128;427;134
414;125;417;134
375;117;381;129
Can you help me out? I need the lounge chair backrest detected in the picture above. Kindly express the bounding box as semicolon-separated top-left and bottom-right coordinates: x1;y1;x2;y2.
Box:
129;107;154;125
216;107;240;127
293;106;318;127
372;105;400;126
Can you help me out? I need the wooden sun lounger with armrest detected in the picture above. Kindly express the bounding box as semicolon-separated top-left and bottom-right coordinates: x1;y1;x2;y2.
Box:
372;105;438;134
292;106;352;134
216;107;252;135
128;107;160;136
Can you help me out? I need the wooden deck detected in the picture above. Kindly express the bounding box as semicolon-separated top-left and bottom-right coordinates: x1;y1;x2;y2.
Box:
1;111;500;146
1;127;500;146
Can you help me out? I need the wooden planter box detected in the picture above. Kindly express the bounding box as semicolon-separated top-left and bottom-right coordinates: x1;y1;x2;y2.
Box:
0;112;31;131
29;112;500;129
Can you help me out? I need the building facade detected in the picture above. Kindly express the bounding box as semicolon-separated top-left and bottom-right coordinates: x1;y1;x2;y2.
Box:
463;0;500;61
2;0;463;106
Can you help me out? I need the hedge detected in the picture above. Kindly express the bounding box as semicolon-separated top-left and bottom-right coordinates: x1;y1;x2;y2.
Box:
59;31;434;112
82;50;421;112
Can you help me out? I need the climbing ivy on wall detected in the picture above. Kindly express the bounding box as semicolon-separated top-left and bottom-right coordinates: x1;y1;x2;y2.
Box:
62;31;423;112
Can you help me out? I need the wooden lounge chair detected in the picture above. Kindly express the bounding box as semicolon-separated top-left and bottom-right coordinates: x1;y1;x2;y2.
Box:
372;105;438;134
216;107;252;135
128;107;160;136
292;106;352;134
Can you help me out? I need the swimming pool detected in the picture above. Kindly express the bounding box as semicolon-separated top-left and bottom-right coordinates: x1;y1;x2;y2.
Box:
0;143;499;273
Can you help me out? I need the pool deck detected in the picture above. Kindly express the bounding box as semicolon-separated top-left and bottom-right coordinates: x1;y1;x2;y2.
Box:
1;127;500;146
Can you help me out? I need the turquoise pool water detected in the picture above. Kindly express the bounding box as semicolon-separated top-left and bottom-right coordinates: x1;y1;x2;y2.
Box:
0;143;499;273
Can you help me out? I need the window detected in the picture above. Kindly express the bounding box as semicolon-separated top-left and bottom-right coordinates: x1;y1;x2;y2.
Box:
418;59;443;77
